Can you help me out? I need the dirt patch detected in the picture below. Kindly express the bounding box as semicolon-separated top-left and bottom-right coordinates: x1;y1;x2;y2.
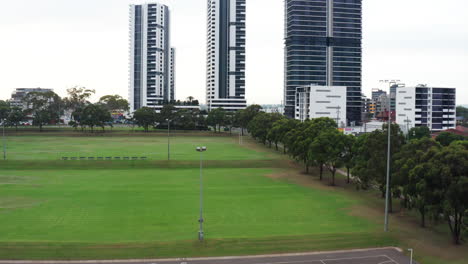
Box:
0;197;44;210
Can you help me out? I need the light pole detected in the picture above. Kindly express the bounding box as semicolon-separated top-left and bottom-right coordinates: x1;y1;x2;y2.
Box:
408;248;413;264
384;96;391;232
2;119;6;161
380;80;399;232
196;146;207;241
166;119;171;161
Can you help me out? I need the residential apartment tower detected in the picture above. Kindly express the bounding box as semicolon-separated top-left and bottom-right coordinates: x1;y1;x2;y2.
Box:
206;0;247;111
129;2;175;112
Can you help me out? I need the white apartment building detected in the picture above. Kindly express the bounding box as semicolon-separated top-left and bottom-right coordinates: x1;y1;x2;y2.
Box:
396;85;456;132
206;0;247;111
129;2;175;112
295;85;347;127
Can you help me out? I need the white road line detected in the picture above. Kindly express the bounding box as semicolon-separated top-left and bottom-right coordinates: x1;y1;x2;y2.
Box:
252;255;388;264
378;261;397;264
320;255;387;262
383;255;401;264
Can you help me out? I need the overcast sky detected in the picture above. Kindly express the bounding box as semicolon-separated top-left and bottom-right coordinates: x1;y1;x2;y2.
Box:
0;0;467;105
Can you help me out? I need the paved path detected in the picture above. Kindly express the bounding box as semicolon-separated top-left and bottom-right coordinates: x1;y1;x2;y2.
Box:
0;248;418;264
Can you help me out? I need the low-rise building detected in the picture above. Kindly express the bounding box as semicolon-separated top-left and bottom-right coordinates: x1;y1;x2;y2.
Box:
295;85;347;127
10;88;54;109
396;85;456;132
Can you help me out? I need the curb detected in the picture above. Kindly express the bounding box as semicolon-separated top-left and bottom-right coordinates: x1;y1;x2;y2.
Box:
0;247;404;263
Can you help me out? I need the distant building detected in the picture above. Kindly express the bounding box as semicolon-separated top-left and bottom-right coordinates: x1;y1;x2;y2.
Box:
284;0;363;124
206;0;247;111
396;85;456;132
129;2;175;112
371;88;387;101
295;85;347;127
10;88;54;109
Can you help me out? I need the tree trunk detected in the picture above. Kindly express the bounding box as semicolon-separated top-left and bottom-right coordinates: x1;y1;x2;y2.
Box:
331;169;336;186
283;146;286;154
39;124;43;132
319;164;323;181
346;167;350;184
269;141;272;148
241;127;244;136
420;208;426;228
15;124;18;132
305;162;309;174
389;188;393;213
275;142;278;151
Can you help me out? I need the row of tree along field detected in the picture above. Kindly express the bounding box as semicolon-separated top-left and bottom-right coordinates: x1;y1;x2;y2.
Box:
241;105;467;245
132;105;267;133
0;87;204;132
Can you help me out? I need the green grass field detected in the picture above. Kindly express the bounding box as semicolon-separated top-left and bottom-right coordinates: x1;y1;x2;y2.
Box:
1;134;465;262
0;168;376;243
4;136;271;160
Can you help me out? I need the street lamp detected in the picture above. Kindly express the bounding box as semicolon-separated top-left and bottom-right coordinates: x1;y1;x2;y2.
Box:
166;119;171;161
196;146;207;241
380;80;398;232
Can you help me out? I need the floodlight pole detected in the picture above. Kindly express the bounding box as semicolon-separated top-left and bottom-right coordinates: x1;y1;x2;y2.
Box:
167;119;170;161
196;146;207;241
2;119;6;161
384;96;392;232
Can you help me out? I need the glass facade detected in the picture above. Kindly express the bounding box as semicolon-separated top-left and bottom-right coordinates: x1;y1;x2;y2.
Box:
284;0;362;124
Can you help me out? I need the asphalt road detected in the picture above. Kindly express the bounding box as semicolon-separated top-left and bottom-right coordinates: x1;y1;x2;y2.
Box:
0;248;418;264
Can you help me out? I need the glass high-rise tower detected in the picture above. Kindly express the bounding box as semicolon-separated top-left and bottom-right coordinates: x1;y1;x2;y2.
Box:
206;0;247;111
129;2;175;112
284;0;362;124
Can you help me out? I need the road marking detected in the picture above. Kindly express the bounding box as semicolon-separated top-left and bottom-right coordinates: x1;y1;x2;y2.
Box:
252;255;389;264
383;255;401;264
378;261;397;264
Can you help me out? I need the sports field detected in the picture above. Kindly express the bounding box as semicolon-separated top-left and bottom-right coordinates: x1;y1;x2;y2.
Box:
4;136;271;160
1;133;463;264
0;134;397;259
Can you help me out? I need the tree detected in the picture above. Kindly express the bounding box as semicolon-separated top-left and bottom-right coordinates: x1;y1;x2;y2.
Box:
187;96;195;103
249;112;283;146
342;134;357;184
133;107;157;132
436;132;466;147
6;107;25;131
64;86;95;115
99;95;129;112
24;91;61;131
80;104;112;132
0;100;10;121
159;105;177;124
394;138;441;227
269;118;299;152
424;143;468;244
236;105;262;135
408;126;431;141
310;130;346;186
351;123;405;213
207;108;226;132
